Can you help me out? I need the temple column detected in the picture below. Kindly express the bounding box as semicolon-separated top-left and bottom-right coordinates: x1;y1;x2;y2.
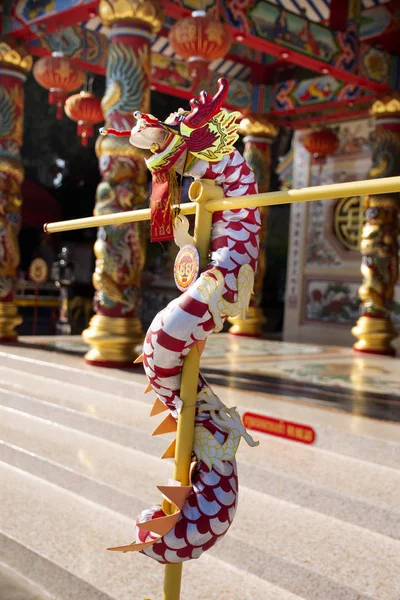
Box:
352;94;400;355
228;115;278;337
82;0;163;366
0;37;32;341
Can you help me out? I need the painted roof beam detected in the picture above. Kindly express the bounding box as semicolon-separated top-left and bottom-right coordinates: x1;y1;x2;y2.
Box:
161;1;398;93
9;0;398;93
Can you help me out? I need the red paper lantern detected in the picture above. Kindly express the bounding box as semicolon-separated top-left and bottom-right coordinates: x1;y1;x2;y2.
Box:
64;91;104;146
33;52;85;120
303;128;339;160
169;10;231;91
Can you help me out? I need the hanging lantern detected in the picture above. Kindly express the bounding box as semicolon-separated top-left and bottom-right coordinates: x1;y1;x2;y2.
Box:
64;91;104;146
303;128;339;182
33;51;85;120
303;128;339;161
169;10;231;91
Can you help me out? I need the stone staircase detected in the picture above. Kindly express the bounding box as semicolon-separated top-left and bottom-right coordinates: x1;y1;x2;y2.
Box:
0;344;399;600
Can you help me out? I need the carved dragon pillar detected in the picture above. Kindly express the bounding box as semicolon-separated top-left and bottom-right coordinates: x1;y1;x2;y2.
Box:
228;115;277;337
352;93;400;355
82;0;163;366
0;37;32;342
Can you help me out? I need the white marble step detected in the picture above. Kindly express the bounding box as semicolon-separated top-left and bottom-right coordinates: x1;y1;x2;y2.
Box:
0;346;399;599
223;487;400;600
0;562;55;600
0;348;146;400
0;463;305;600
0;404;398;544
0;351;398;472
0;364;154;433
0;387;170;459
1;460;397;600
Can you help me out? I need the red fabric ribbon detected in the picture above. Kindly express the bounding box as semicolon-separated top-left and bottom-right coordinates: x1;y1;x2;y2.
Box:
150;170;175;242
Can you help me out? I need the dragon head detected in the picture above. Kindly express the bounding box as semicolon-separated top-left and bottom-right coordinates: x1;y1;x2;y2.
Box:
99;77;235;161
212;407;259;448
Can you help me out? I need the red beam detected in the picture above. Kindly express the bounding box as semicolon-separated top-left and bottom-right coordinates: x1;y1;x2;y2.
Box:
12;1;98;42
280;107;370;129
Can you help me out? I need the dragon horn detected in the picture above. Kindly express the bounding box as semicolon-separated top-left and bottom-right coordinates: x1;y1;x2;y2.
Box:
182;77;229;129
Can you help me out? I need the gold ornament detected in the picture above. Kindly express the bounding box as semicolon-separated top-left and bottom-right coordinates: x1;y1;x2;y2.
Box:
370;93;400;117
29;258;49;284
0;36;32;74
239;115;278;138
334;196;365;251
150;142;161;153
352;317;397;355
82;315;143;364
228;305;266;337
98;0;164;31
0;302;22;341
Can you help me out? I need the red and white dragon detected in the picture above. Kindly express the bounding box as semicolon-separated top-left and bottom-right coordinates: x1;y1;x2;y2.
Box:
105;78;260;563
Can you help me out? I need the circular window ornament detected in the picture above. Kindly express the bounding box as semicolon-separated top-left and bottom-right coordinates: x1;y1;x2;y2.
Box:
29;258;48;284
334;196;365;252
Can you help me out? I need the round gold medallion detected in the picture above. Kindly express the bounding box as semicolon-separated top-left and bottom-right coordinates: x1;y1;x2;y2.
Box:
174;244;199;292
29;258;48;284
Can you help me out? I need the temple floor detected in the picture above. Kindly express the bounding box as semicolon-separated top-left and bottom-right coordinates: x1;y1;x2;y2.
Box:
0;335;399;599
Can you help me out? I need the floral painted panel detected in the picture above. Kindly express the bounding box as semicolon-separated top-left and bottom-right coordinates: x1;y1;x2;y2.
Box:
305;279;400;330
305;279;361;324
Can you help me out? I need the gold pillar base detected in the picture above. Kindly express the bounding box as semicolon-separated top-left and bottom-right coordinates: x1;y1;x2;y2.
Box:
0;302;22;342
352;315;397;356
228;305;266;338
82;314;144;367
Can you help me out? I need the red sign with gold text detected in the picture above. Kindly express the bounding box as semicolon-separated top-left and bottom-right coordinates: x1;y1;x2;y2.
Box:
242;412;316;445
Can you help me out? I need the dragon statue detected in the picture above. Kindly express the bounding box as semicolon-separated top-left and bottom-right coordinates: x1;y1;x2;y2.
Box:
102;78;260;563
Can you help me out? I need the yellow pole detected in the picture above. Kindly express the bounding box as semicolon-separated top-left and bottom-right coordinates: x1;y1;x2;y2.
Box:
204;175;400;213
43;204;196;234
44;176;400;235
162;181;224;600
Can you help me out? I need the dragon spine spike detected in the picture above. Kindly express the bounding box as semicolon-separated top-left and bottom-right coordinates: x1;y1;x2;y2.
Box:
151;413;177;436
157;485;193;509
161;438;176;459
144;383;153;394
134;353;144;364
150;397;169;416
136;513;180;536
108;540;155;553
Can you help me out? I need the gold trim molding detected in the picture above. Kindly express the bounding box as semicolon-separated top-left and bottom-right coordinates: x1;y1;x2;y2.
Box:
370;93;400;118
239;115;278;138
99;0;164;31
0;302;22;340
0;36;32;74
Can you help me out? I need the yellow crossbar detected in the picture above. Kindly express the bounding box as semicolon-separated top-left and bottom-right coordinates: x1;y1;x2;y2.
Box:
44;176;400;234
